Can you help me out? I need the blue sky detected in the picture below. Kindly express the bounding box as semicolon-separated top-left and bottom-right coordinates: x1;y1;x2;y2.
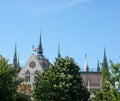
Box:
0;0;120;71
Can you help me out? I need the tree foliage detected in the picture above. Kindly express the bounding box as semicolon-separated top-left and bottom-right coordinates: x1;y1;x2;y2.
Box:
0;55;30;101
92;59;120;101
92;50;120;101
109;60;120;90
34;57;90;101
18;83;32;96
15;93;32;101
101;49;111;100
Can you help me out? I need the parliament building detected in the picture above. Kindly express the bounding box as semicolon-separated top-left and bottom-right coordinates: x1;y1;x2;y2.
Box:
13;35;102;92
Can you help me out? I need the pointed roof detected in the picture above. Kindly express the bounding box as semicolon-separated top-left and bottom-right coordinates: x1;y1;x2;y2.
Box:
84;54;89;72
58;44;61;59
37;34;43;55
13;44;17;68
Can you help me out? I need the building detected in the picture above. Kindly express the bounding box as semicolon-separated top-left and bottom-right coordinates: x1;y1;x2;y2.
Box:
81;54;102;91
15;34;102;91
18;35;50;89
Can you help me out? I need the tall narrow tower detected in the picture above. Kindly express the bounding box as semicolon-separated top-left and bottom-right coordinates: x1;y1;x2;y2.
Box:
84;54;89;72
13;44;17;68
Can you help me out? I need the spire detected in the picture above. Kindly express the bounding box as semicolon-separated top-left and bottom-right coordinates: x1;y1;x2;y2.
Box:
103;48;108;68
58;44;61;59
13;44;17;68
97;60;100;72
37;33;43;55
84;54;89;72
101;49;110;91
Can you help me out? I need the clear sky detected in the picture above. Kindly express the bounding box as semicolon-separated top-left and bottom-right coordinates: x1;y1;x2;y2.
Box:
0;0;120;71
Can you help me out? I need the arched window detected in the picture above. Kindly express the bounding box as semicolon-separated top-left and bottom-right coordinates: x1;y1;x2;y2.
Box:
25;70;30;82
34;70;39;82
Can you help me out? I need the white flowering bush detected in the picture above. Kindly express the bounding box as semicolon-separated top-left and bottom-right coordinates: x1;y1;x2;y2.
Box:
34;57;90;101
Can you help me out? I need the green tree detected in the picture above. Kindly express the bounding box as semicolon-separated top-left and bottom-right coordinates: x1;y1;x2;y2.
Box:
101;49;111;100
109;60;120;90
92;49;111;101
109;61;120;100
92;50;120;101
15;93;31;101
34;57;90;101
0;55;21;101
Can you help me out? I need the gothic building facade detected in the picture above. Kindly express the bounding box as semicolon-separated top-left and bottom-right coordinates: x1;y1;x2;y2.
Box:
18;35;50;89
14;34;102;91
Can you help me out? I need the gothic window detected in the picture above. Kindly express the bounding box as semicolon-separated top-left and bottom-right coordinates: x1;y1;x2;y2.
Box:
25;70;30;82
34;70;39;82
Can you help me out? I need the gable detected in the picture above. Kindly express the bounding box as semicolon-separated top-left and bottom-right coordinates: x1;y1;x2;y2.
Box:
19;53;44;77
